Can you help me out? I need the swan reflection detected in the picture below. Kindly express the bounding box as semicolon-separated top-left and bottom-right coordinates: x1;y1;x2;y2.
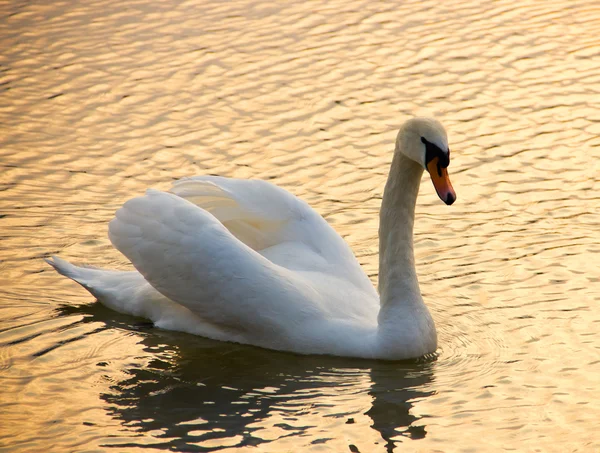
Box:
60;304;435;451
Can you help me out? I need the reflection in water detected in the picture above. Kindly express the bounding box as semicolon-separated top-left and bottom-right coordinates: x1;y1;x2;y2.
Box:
59;304;434;452
366;367;431;445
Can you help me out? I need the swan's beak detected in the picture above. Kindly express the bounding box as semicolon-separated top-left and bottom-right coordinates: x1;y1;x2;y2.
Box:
427;157;456;205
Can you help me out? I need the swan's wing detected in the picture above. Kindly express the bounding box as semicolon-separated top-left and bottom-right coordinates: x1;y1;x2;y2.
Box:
170;176;293;253
108;190;323;337
170;176;373;291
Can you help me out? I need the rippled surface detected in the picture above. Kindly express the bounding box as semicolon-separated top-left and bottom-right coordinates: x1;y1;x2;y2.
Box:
1;0;599;451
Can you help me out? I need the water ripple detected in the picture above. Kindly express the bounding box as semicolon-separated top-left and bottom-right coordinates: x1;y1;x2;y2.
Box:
1;0;600;451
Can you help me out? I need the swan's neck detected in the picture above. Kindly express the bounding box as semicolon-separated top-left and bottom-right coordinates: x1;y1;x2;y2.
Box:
377;152;425;326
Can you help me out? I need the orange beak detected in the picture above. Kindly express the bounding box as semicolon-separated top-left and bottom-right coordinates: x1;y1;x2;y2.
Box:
427;157;456;205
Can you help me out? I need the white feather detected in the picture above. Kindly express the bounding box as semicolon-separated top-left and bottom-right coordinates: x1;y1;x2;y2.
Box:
47;118;453;360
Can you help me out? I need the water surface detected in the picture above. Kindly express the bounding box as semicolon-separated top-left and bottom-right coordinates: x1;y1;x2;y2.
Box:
1;0;599;451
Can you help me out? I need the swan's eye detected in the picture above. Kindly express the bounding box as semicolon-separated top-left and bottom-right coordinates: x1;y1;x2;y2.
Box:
421;137;449;169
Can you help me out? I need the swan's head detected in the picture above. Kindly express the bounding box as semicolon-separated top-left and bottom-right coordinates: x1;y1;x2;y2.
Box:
397;117;456;205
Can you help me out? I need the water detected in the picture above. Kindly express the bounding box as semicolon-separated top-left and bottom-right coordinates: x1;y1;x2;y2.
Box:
1;0;599;451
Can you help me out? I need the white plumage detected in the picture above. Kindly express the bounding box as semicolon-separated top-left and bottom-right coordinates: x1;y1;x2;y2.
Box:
47;117;456;360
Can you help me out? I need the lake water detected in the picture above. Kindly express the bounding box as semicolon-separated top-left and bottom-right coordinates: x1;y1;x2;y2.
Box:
1;0;599;451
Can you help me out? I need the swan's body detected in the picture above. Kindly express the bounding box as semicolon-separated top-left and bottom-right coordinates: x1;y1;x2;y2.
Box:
47;118;456;360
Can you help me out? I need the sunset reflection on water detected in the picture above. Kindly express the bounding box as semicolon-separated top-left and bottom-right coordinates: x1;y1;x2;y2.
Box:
1;0;599;451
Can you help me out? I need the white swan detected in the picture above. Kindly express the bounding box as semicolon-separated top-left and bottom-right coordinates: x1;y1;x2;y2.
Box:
46;117;456;360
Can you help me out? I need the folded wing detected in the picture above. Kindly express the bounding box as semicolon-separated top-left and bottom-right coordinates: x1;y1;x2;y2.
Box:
108;189;327;339
171;176;373;291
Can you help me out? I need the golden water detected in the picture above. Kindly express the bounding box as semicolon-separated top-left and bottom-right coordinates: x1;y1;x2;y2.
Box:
1;0;599;451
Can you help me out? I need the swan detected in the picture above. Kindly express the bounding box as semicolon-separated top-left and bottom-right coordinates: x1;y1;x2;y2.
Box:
46;117;456;360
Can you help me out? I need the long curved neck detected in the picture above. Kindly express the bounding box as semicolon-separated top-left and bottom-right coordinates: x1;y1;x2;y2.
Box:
377;151;424;325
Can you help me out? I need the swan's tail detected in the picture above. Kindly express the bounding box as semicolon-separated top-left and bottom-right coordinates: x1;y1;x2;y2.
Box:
44;256;148;315
45;255;224;338
45;256;104;292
